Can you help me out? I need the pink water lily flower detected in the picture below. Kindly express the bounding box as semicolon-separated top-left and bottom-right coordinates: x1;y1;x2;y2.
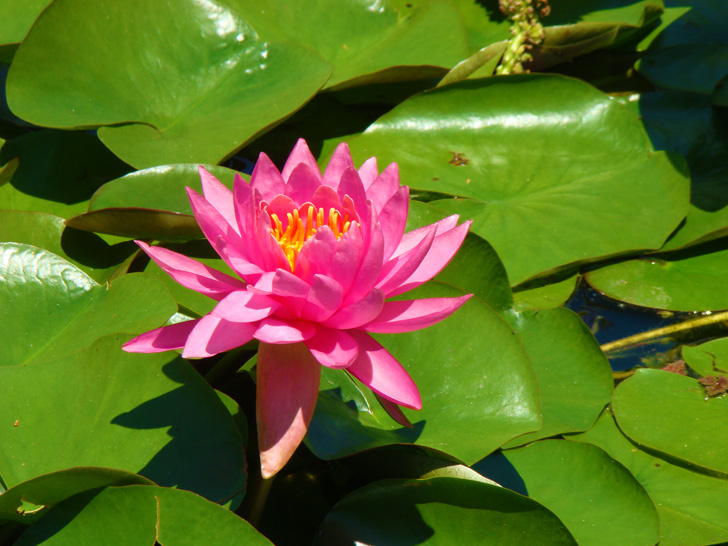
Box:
124;139;471;478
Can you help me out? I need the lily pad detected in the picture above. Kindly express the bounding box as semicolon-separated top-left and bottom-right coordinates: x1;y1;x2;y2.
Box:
638;91;728;250
306;282;540;463
0;130;131;218
612;369;728;474
0;210;136;283
14;485;271;546
314;477;577;545
0;335;246;505
682;337;728;379
345;74;690;285
502;307;613;447
585;243;728;311
571;410;728;546
0;467;153;524
0;243;176;366
504;440;660;546
238;0;469;90
512;274;578;312
7;0;332;168
0;0;52;62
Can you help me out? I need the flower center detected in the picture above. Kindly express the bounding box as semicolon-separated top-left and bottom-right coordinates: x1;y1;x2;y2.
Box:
270;205;351;270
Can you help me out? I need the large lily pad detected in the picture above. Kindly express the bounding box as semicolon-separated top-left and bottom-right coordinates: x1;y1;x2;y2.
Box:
0;243;176;366
0;0;52;62
638;91;728;250
0;467;153;524
585;243;728;311
503;307;613;447
0;130;130;218
612;369;728;474
15;485;271;546
0;335;246;504
237;0;469;90
7;0;332;168
314;477;577;545
571;410;728;546
682;337;728;379
344;74;690;285
306;283;541;463
504;440;659;546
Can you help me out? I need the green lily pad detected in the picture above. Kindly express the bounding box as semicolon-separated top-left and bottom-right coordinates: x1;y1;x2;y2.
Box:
637;0;728;95
585;243;728;311
0;210;137;283
504;440;659;546
238;0;469;90
682;337;728;379
314;477;577;545
0;468;153;524
512;274;578;312
0;335;246;505
344;74;690;285
306;282;541;463
66;164;241;241
0;243;176;366
14;485;271;546
0;0;52;62
571;410;728;546
638;91;728;251
0;130;131;218
7;0;332;169
612;369;728;474
502;307;613;447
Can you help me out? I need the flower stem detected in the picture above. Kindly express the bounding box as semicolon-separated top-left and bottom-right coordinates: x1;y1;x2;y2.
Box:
245;473;275;529
600;310;728;353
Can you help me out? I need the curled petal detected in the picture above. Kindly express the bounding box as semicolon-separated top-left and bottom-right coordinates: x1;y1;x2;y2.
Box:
387;220;471;297
182;315;257;359
136;241;244;300
198;166;237;233
254;317;316;344
322;142;355;190
250;152;286;201
376;395;414;428
123;319;199;353
211;290;281;323
346;331;422;410
304;327;359;369
363;295;472;333
282;139;321;183
257;342;321;478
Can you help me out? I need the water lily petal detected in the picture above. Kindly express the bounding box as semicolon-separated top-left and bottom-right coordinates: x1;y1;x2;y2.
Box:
322;142;355;190
136;241;244;300
376;395;414;428
366;162;400;213
304;326;359;369
123;319;199;353
376;225;436;296
378;186;409;261
391;214;459;258
254;317;316;344
211;290;281;323
282;139;321;183
295;226;337;284
343;223;384;305
286;163;322;205
346;331;422;410
182;315;257;359
257;342;321;478
338;166;368;223
198;166;237;233
363;295;472;333
310;184;343;214
358;157;379;189
301;274;344;322
322;288;385;330
250;152;286;201
388;220;472;297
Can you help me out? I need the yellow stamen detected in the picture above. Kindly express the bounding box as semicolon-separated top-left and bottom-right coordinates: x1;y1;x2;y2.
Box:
270;205;352;271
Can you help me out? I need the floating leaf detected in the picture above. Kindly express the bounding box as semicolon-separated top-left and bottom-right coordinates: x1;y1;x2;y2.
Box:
0;0;52;62
14;485;271;546
0;336;246;505
0;243;175;366
682;337;728;379
612;369;728;475
571;410;728;546
7;0;332;168
306;283;540;463
504;440;660;546
344;74;690;285
314;477;577;545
